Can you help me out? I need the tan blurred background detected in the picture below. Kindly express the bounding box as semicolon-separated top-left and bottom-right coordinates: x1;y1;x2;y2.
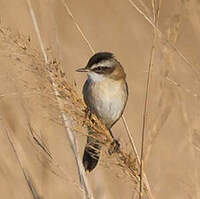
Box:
0;0;200;198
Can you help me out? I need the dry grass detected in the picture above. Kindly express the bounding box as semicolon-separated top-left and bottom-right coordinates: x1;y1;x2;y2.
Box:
138;1;161;198
0;20;140;198
144;2;183;163
60;1;154;198
0;1;199;198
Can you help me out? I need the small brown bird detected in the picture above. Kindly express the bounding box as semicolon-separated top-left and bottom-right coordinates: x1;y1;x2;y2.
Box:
76;52;128;172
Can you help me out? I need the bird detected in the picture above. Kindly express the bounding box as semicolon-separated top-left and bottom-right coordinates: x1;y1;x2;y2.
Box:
76;52;128;172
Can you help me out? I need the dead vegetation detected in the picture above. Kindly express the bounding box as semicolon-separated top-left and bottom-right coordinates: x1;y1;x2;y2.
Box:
0;0;200;199
0;20;141;198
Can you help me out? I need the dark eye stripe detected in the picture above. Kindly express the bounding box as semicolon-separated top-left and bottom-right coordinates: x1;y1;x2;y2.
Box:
92;66;114;74
94;66;110;71
103;66;110;70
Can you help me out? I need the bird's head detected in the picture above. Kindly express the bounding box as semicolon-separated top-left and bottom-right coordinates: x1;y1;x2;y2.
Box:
76;52;126;81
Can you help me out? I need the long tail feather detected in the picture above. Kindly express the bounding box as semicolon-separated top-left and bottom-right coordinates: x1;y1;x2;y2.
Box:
83;134;101;172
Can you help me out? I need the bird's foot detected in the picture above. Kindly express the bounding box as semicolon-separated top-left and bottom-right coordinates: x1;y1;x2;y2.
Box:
84;107;90;118
83;107;93;125
108;139;120;155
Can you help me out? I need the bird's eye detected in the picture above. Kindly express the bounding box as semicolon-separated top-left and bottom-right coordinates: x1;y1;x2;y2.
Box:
93;66;110;73
94;66;102;71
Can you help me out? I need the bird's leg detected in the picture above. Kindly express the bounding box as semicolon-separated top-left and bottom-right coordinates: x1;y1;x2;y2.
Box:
84;107;90;119
83;107;89;126
84;107;96;125
83;107;93;125
108;129;120;155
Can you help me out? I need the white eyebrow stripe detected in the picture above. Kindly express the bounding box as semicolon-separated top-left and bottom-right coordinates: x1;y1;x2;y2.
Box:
90;63;98;70
90;60;114;70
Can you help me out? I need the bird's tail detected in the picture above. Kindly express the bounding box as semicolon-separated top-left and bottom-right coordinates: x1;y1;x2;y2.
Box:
82;130;102;172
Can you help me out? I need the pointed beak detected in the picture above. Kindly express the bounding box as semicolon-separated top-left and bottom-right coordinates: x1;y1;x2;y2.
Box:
76;67;90;72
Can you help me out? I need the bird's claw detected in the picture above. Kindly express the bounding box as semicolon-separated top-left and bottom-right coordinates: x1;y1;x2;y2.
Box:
108;139;120;155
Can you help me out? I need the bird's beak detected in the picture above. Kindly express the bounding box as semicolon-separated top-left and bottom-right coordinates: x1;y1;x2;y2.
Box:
76;67;90;72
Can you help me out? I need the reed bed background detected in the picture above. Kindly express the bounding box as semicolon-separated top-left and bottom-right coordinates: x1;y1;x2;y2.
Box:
0;0;200;199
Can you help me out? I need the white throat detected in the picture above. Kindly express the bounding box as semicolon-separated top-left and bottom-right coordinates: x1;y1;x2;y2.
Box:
87;71;106;82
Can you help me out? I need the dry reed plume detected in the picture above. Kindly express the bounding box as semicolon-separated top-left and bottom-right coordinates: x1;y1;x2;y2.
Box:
1;0;198;198
0;21;142;198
